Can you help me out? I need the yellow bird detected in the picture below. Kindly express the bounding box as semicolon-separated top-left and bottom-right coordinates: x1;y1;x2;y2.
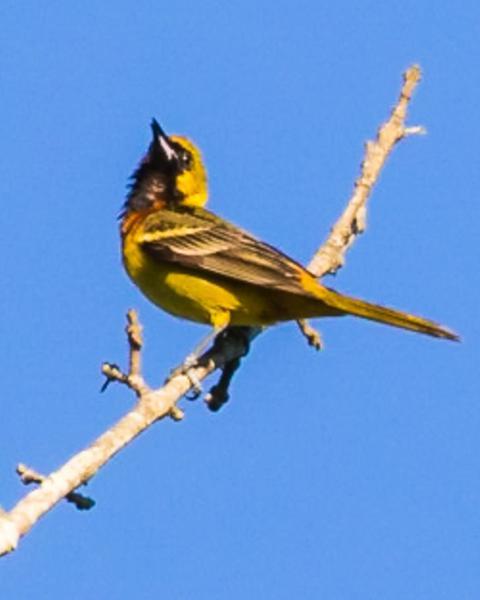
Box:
121;119;458;351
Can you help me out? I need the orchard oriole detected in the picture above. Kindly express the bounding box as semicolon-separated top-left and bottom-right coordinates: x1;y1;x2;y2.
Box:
121;120;458;351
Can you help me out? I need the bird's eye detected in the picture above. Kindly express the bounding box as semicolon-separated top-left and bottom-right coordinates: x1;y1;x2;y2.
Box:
179;150;192;169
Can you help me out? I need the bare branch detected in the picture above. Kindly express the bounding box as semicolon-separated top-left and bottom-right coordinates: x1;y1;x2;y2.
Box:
308;64;423;277
0;314;248;556
0;65;423;557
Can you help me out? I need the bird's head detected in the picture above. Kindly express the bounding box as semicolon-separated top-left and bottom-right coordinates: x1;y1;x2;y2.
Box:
124;119;208;214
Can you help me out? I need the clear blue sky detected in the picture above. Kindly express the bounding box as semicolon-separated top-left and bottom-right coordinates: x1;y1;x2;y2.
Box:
1;2;478;598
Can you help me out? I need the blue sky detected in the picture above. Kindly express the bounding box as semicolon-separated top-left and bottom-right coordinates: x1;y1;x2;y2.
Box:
1;2;478;598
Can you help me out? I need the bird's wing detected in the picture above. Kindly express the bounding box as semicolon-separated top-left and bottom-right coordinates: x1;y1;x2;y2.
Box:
139;207;313;296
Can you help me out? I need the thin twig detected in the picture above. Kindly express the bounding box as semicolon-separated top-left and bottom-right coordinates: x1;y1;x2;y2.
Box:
0;65;423;557
308;64;423;278
296;319;324;350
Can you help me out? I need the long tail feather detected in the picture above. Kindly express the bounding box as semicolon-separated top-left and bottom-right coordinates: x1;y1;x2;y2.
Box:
322;287;459;341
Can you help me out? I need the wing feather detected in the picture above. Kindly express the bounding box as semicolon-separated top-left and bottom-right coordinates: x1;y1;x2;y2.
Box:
139;207;312;296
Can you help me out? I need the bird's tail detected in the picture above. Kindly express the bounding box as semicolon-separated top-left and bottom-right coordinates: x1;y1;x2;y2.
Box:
320;287;459;341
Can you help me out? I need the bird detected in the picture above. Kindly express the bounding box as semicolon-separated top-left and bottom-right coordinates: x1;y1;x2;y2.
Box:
120;119;458;360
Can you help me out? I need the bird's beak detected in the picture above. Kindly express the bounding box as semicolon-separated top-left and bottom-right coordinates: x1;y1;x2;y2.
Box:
150;118;178;163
